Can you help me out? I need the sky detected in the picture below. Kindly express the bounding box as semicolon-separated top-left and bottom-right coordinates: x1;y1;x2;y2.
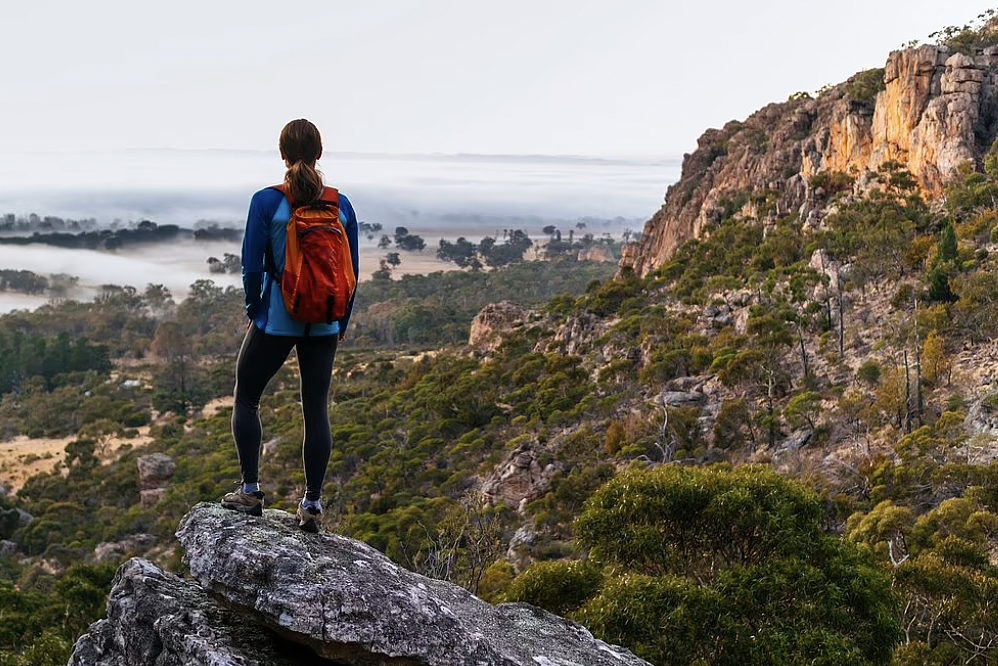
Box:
0;1;991;158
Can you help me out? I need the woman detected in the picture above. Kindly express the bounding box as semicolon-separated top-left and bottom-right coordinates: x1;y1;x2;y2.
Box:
220;119;359;533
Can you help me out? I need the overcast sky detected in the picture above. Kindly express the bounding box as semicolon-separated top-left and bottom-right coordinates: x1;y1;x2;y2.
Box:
0;1;990;158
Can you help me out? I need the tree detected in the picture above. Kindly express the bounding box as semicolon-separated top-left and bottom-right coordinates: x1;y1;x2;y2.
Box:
927;222;959;303
938;222;959;264
386;252;401;268
437;237;477;267
477;230;533;268
378;234;392;249
372;259;393;281
712;398;756;449
744;306;796;446
151;321;205;413
922;330;950;386
143;283;174;315
784;391;822;432
395;230;426;252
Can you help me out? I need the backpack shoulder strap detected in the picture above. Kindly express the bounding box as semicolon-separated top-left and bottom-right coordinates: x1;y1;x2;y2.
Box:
270;184;336;207
320;187;339;205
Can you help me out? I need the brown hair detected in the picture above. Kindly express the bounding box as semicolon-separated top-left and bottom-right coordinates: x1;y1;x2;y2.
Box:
279;119;324;206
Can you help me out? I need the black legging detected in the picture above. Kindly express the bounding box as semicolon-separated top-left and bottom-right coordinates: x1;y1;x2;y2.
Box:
232;323;338;501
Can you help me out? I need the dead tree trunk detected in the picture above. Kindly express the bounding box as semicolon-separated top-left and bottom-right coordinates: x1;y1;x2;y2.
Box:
797;322;809;383
914;298;923;427
837;267;845;361
903;349;912;434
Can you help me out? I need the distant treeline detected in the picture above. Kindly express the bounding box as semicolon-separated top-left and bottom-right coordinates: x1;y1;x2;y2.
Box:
0;213;100;233
0;271;79;297
0;329;111;393
0;221;242;251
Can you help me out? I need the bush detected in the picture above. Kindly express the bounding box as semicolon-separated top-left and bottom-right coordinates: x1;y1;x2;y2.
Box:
576;466;825;576
846;68;887;105
857;360;883;386
569;466;900;665
502;560;604;616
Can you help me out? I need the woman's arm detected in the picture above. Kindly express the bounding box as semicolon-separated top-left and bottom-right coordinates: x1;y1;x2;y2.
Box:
337;194;361;338
241;189;280;319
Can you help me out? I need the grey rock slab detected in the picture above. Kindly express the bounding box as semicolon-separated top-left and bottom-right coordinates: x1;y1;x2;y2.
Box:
177;502;651;666
67;558;310;666
136;453;176;490
658;391;706;407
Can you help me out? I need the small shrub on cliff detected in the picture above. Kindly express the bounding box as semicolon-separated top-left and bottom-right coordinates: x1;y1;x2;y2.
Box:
857;359;883;386
809;170;854;198
846;68;887;105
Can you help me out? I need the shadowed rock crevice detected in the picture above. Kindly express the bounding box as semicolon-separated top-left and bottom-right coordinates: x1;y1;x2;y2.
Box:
68;503;650;666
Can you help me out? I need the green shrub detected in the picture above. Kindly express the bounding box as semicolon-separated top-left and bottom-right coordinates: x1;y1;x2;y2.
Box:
570;466;900;665
847;68;886;105
502;560;603;616
857;360;882;386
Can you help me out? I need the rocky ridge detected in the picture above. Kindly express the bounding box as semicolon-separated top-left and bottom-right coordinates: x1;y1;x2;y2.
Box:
620;43;998;276
68;503;651;666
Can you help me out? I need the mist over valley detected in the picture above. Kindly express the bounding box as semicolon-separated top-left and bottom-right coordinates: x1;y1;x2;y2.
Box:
0;150;677;311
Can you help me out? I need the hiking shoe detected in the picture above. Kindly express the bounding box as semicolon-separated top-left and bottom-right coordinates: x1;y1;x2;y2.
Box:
220;488;265;517
296;504;323;533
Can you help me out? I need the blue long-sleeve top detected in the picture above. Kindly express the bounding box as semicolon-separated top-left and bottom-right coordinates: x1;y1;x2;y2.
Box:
241;186;360;337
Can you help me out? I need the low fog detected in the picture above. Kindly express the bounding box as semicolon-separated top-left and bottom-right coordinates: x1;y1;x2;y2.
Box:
0;150;679;313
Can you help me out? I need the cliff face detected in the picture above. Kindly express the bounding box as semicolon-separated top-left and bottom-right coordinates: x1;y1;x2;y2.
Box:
621;43;998;277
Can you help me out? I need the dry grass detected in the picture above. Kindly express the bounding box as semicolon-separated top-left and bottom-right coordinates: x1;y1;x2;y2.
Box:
0;426;153;492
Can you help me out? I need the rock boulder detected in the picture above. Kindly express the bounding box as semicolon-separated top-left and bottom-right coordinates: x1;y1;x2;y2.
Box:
68;559;305;666
93;533;158;564
136;453;176;490
0;507;32;540
468;301;529;353
173;502;650;666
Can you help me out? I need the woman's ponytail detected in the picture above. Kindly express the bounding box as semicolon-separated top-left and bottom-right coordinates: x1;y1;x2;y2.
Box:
285;159;324;207
279;119;324;206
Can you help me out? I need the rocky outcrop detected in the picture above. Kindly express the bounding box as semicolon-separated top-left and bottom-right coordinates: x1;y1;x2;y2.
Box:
93;533;157;564
659;391;707;408
577;245;615;263
71;503;650;666
68;558;306;666
469;301;529;352
136;453;175;508
621;43;998;277
480;444;558;511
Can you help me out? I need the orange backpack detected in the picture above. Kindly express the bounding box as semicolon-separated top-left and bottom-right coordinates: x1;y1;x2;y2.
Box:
266;184;357;325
